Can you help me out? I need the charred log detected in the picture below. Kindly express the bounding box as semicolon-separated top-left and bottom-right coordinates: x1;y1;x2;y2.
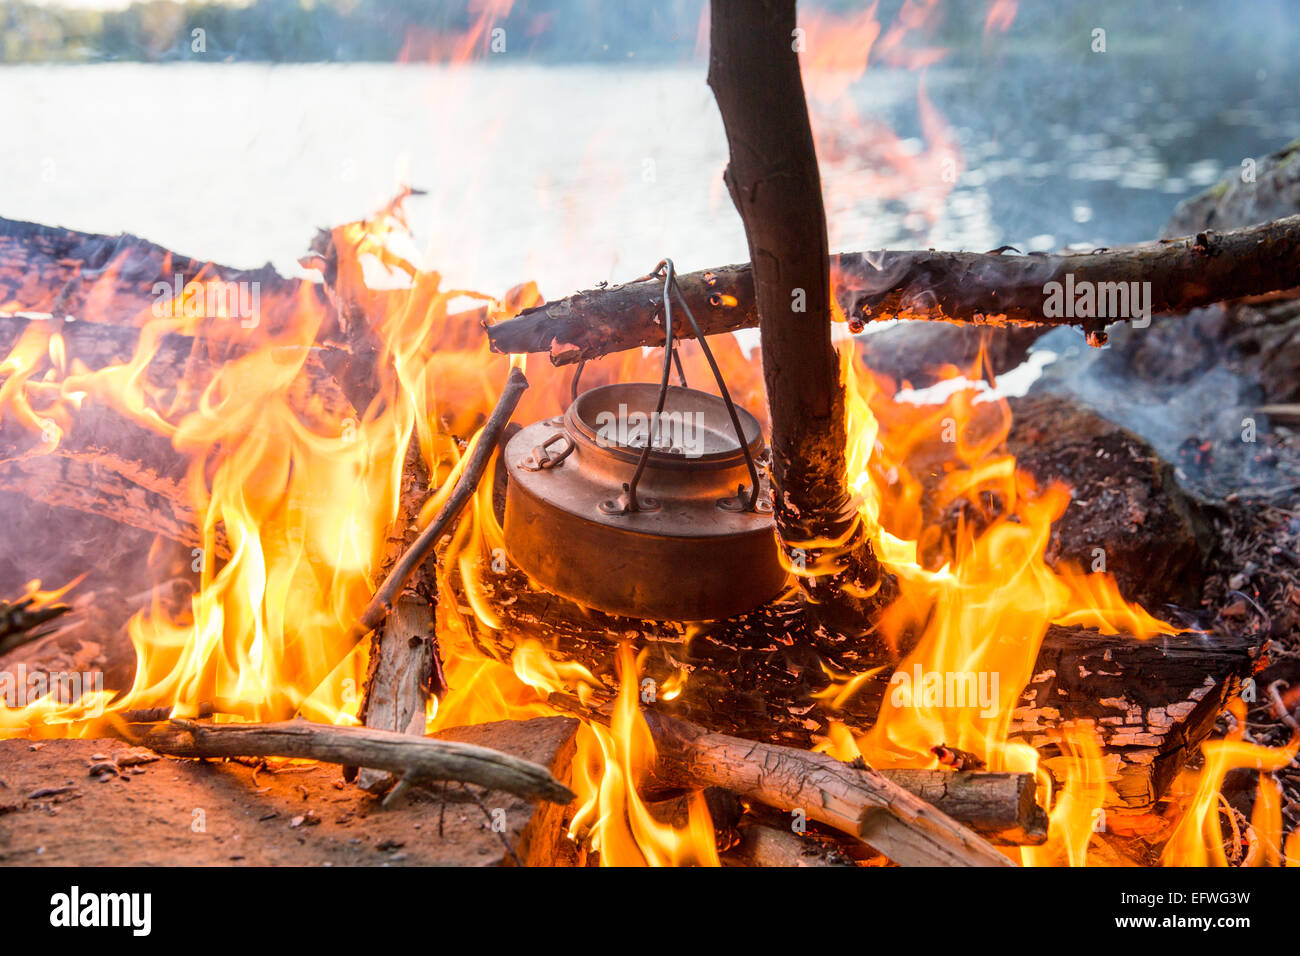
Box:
0;215;334;337
897;392;1214;609
859;322;1046;388
0;316;354;557
1004;394;1214;608
460;564;1259;812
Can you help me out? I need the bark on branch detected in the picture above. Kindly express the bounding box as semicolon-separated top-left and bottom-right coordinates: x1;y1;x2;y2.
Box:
114;718;575;805
486;213;1300;363
643;710;1014;866
0;215;331;335
708;0;890;634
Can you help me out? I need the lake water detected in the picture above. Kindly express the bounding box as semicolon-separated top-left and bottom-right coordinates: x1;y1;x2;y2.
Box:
1;60;1297;302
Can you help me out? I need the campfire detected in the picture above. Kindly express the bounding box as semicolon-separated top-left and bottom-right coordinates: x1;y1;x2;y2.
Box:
2;0;1299;874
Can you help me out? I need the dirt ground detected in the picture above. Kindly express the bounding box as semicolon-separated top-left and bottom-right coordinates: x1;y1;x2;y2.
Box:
0;717;578;867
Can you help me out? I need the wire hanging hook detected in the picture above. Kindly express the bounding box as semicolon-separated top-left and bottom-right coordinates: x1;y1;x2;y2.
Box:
618;258;762;514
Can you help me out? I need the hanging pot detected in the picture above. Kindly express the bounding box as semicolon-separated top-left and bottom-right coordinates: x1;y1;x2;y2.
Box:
502;382;787;620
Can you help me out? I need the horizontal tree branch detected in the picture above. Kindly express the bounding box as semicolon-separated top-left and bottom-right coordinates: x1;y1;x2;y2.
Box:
485;213;1300;365
643;710;1014;866
114;718;575;806
545;690;1045;843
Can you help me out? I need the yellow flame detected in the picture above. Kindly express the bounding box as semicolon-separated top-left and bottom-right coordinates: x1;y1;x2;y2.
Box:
1162;701;1298;867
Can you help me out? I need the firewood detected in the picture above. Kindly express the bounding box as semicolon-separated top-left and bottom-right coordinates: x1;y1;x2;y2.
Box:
353;440;439;792
464;569;1259;812
0;316;354;556
351;369;528;788
732;823;857;867
355;365;529;637
353;597;438;794
545;688;1044;843
485;213;1300;365
0;403;213;554
895;392;1213;609
641;710;1014;867
111;718;575;806
0;215;332;336
707;0;891;636
880;769;1047;845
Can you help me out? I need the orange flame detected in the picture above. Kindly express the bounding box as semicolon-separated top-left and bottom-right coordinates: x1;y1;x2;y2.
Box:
1162;701;1299;867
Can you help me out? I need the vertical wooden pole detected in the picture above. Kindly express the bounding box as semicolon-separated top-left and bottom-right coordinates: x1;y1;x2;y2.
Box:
708;0;893;643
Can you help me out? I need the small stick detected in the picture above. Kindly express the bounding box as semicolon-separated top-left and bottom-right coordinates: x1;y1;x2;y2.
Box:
460;782;525;867
109;717;574;806
1268;680;1300;731
354;366;529;638
118;702;216;724
0;598;71;656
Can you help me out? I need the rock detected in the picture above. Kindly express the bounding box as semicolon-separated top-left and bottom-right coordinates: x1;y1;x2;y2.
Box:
1163;139;1300;237
1147;138;1300;403
1004;394;1213;608
859;322;1044;388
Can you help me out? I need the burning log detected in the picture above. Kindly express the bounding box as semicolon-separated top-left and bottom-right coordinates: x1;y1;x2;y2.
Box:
0;316;354;557
732;824;857;867
464;566;1259;812
352;368;529;789
880;768;1046;845
0;215;331;335
707;0;892;635
353;441;440;792
1004;394;1213;608
113;717;574;806
899;392;1215;609
356;366;529;636
484;213;1300;365
1013;625;1258;809
642;710;1014;866
0;400;211;553
547;686;1045;844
